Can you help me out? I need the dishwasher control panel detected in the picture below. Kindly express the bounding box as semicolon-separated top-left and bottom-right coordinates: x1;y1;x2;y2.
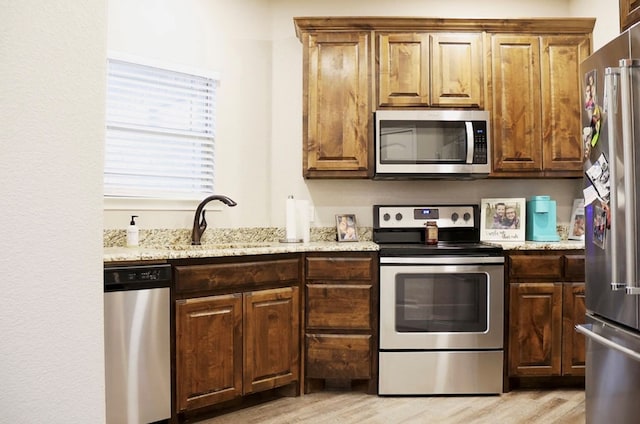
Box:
104;264;172;291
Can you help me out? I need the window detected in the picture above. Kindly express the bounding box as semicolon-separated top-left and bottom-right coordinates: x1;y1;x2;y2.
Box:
105;56;218;199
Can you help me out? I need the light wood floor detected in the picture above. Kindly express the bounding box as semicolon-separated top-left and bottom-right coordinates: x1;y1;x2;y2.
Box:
198;389;585;424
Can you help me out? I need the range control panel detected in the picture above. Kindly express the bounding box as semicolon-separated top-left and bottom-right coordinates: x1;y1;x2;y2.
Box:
375;205;476;229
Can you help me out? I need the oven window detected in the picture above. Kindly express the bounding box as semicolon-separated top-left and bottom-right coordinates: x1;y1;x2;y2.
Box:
395;273;488;332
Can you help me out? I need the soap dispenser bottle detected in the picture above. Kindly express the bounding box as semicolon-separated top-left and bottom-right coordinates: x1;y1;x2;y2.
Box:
126;215;139;247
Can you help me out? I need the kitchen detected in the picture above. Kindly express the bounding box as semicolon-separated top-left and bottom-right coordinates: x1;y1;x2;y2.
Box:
0;1;626;423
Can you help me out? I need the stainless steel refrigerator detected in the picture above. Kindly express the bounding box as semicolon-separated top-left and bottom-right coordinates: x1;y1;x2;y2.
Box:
577;22;640;423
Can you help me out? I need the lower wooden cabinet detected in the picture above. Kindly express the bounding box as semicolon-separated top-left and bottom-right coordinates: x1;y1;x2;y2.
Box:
243;287;300;394
304;252;378;393
506;251;585;386
173;256;301;416
508;282;585;376
561;283;586;376
175;293;243;410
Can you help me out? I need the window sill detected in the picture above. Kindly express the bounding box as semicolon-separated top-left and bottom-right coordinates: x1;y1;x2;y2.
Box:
104;197;222;212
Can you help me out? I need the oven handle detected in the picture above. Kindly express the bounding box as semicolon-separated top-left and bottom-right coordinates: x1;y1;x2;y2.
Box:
380;256;504;265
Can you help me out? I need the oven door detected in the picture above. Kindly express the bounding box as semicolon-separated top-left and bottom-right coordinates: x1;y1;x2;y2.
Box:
379;256;504;350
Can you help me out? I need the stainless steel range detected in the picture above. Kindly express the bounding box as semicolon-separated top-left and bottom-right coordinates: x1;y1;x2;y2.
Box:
374;204;505;395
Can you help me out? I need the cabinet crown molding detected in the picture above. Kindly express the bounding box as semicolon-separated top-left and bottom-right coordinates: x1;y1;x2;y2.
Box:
294;17;596;39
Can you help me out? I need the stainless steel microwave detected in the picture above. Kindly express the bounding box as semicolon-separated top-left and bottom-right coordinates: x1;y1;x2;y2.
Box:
374;110;491;179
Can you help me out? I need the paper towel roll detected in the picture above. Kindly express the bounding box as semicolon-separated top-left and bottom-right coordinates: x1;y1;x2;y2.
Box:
296;200;310;243
285;195;296;240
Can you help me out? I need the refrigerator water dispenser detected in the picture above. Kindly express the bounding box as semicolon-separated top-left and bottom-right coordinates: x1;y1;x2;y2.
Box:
526;196;560;241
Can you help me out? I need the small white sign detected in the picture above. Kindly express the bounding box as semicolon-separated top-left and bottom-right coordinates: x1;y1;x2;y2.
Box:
568;199;585;241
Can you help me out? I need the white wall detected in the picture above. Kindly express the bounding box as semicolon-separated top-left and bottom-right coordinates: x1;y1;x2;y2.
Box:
105;0;618;233
0;1;106;423
570;0;621;49
106;0;273;230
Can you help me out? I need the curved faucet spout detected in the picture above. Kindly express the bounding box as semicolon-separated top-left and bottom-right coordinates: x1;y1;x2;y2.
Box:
191;195;237;245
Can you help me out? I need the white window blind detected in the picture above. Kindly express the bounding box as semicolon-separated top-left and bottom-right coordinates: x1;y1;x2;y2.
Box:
105;58;217;199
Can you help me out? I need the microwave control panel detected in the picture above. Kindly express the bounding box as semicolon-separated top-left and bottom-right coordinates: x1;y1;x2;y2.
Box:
472;122;488;164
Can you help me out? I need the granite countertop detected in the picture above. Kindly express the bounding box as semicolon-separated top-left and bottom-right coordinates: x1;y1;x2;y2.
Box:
103;227;584;262
488;240;585;250
104;241;379;262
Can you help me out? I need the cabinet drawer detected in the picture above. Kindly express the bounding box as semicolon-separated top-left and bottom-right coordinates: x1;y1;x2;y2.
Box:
175;258;300;293
509;255;562;280
306;284;371;330
306;256;373;280
564;255;585;281
305;334;371;379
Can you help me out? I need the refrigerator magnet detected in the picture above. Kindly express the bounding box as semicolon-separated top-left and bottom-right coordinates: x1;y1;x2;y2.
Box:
583;126;592;159
586;153;610;201
593;201;607;250
584;70;596;112
590;105;602;147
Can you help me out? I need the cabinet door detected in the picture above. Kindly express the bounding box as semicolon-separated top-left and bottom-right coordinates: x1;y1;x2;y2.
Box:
620;0;640;31
378;33;430;106
304;32;371;178
562;283;586;376
491;35;542;173
431;32;483;107
175;294;242;412
508;283;563;376
540;36;590;174
243;286;300;394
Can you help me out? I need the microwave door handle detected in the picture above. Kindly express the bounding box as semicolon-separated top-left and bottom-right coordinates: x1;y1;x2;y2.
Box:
620;60;640;295
605;67;625;291
465;121;474;163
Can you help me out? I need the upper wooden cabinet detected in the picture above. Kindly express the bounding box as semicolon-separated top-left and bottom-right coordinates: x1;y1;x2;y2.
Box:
377;32;483;107
490;33;591;177
620;0;640;32
301;31;373;179
294;17;594;179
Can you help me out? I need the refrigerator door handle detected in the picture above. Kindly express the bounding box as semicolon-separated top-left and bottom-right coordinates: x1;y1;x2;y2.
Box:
619;59;640;295
605;67;624;291
576;323;640;362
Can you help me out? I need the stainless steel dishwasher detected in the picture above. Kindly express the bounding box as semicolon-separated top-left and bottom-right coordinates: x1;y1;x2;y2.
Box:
104;263;171;424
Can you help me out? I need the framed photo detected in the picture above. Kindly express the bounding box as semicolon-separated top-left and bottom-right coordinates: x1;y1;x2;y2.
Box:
336;214;358;242
480;198;526;242
568;198;585;241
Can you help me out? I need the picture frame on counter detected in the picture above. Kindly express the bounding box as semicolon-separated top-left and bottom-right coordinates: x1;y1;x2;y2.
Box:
336;214;358;242
568;198;586;241
480;198;526;242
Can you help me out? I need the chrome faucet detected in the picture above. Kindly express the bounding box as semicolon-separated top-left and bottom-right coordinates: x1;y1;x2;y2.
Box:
191;194;237;245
